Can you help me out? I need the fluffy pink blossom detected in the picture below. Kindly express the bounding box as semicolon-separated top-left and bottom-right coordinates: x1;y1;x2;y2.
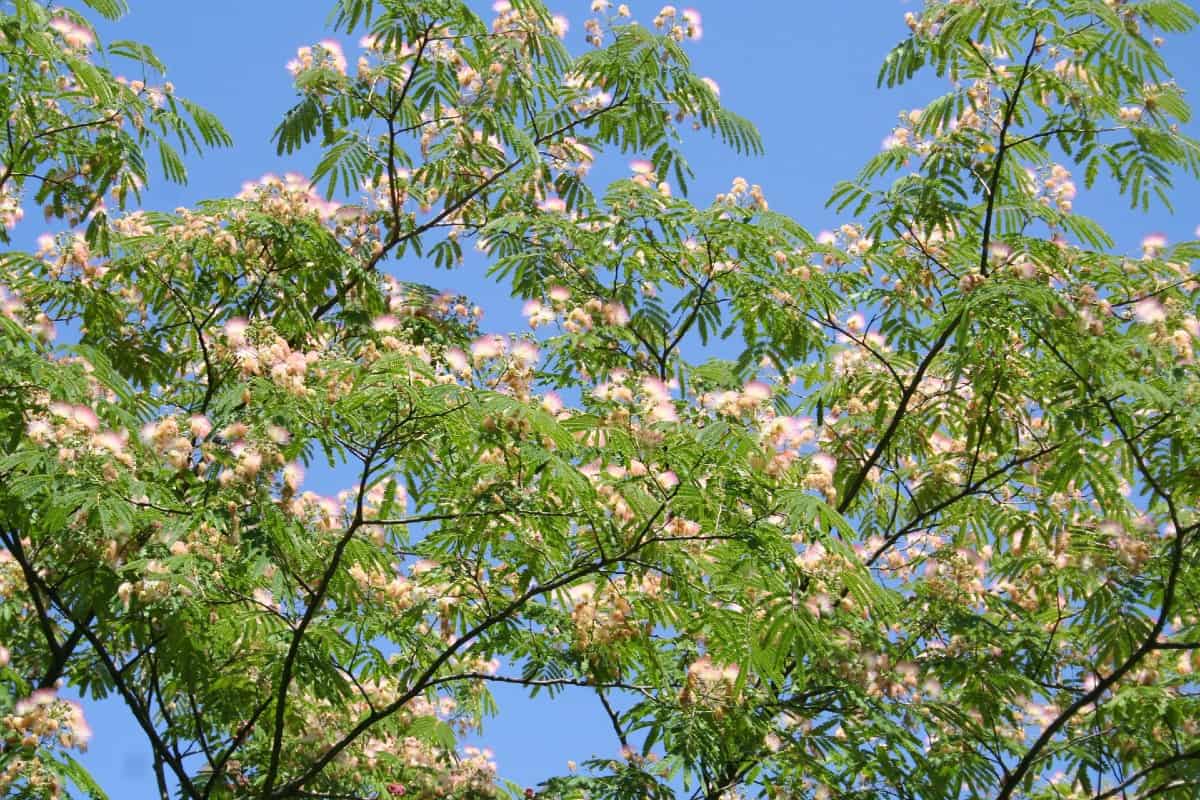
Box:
49;17;94;49
224;317;249;345
470;335;506;361
511;340;540;366
318;39;347;73
742;380;772;402
71;405;99;432
283;463;305;493
373;314;401;332
189;415;213;439
445;347;469;374
1141;233;1168;258
542;392;564;414
811;453;837;474
603;302;630;325
649;402;678;423
641;377;671;404
26;419;51;443
1133;297;1166;324
94;430;127;455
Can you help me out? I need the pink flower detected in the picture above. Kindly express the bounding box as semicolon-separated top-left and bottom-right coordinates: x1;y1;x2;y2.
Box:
15;688;58;715
26;419;51;443
641;377;671;404
224;317;249;345
1133;297;1166;324
445;347;469;374
657;470;679;489
71;405;99;432
811;453;836;474
1012;260;1037;279
373;314;400;332
94;431;127;456
49;17;94;49
1141;233;1168;258
603;302;630;325
541;392;564;414
283;463;305;492
318;39;347;73
238;450;263;478
630;159;655;175
511;341;540;366
742;380;772;402
650;402;678;423
537;197;567;213
470;335;505;361
253;588;275;609
189;415;213;439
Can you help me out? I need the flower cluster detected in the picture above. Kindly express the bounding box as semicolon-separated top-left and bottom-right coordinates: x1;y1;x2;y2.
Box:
47;15;94;50
679;654;740;710
237;172;341;222
219;317;323;396
0;689;92;798
287;39;347;77
23;401;136;481
566;581;641;649
652;6;703;42
0;187;23;231
715;176;768;212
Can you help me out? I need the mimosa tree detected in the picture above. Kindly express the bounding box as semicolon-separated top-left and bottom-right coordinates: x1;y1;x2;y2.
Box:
2;1;1200;799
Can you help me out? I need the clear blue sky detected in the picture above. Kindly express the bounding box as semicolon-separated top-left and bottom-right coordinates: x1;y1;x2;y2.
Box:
38;0;1199;795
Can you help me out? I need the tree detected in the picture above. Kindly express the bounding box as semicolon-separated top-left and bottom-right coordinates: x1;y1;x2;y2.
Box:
1;0;1199;798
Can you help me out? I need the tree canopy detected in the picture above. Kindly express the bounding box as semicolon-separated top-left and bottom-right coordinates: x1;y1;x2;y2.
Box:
2;1;1200;799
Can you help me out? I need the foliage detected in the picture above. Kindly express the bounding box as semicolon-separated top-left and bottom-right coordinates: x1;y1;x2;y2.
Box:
2;1;1200;799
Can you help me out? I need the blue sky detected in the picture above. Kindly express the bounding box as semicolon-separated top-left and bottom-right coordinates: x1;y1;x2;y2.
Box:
29;0;1200;796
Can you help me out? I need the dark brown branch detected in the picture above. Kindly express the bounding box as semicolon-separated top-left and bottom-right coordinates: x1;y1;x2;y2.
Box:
271;466;693;797
978;27;1041;278
996;331;1193;800
1092;747;1200;800
259;425;394;797
310;96;629;323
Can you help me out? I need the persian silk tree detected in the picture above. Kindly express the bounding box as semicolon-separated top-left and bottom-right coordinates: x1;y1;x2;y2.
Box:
2;0;1200;798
